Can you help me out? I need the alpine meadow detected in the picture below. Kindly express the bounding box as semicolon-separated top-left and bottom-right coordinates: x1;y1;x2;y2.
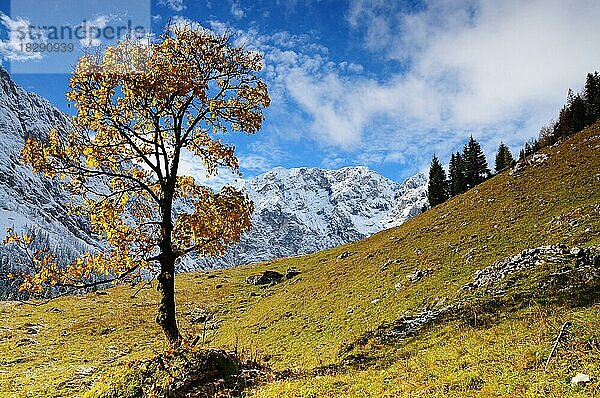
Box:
0;1;599;398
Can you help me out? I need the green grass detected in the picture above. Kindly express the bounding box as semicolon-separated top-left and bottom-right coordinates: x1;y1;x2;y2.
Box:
1;124;599;397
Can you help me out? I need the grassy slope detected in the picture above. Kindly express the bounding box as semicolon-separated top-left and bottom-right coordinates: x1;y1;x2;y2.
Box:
1;125;599;397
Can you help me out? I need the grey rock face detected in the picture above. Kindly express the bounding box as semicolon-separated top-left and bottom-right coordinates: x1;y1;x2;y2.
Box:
0;67;101;299
189;167;428;270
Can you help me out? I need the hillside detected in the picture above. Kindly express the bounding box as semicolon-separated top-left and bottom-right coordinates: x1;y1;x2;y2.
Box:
1;124;599;397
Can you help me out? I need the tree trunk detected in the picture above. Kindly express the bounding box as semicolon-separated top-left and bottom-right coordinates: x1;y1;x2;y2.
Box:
156;187;181;347
156;250;181;346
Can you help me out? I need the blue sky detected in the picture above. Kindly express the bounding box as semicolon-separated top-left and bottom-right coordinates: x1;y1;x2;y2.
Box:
1;0;599;185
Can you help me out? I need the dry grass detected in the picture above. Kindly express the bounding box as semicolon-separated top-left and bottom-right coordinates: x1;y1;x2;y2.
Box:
1;125;599;397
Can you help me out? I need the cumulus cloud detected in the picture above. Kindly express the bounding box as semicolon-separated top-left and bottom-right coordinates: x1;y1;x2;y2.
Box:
189;1;600;177
276;0;600;171
345;0;600;136
0;14;45;61
78;15;111;48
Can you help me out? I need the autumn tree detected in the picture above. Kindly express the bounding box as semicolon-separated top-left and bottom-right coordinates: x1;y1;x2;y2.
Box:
427;155;448;207
4;24;270;346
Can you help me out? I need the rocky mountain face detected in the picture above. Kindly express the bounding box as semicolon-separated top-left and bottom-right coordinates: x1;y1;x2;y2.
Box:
189;167;428;270
0;67;429;296
0;67;101;299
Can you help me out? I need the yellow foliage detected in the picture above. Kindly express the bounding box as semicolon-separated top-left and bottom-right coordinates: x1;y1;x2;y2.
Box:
9;22;269;296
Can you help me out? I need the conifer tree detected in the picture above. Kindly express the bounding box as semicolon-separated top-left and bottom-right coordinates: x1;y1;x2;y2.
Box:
427;155;448;207
570;94;587;133
448;152;466;196
494;142;514;172
584;71;600;125
462;136;490;188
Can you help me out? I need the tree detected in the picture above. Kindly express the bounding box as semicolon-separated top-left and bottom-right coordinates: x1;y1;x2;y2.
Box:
427;155;448;207
584;71;600;126
4;24;270;346
462;136;489;188
494;142;514;173
448;152;466;197
570;93;587;133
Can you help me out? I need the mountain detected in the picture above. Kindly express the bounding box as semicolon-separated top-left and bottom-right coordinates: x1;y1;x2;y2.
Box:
188;166;428;270
0;68;100;299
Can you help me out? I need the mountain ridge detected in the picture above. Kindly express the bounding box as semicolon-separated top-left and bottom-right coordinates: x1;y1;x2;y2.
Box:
190;165;427;270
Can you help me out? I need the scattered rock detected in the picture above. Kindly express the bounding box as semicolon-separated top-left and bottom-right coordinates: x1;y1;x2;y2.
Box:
394;282;403;291
381;259;401;272
463;245;599;292
383;310;441;342
190;310;211;324
21;323;43;335
79;367;95;377
285;267;301;279
95;291;108;296
337;251;356;260
510;153;549;175
570;247;584;256
407;269;432;283
15;338;36;347
99;327;115;336
245;270;284;286
571;373;591;386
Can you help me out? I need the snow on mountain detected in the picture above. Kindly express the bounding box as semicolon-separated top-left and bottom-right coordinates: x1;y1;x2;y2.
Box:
0;67;100;298
187;166;428;270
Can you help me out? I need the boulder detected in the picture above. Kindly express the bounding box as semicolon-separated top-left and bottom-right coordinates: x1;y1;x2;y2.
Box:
570;373;591;386
245;270;284;286
337;251;356;260
407;268;432;283
285;267;301;279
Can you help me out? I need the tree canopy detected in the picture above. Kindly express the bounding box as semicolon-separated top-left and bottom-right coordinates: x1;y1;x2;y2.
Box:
448;152;466;197
5;24;270;345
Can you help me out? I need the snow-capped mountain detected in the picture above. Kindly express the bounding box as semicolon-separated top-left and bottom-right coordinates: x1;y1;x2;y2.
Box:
0;66;428;296
187;167;428;270
0;67;101;298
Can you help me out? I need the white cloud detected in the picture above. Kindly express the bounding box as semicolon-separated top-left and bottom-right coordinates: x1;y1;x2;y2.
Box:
78;15;111;48
183;1;600;177
0;14;45;61
276;0;600;170
239;155;273;172
229;1;245;20
158;0;186;12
